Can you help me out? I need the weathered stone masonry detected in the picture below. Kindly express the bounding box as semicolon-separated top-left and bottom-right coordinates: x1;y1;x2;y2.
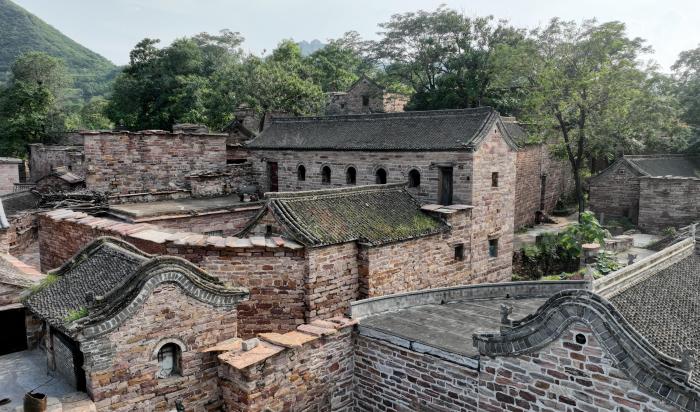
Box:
83;131;227;194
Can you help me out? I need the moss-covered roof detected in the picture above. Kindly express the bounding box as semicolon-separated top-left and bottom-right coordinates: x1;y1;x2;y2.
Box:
261;184;448;247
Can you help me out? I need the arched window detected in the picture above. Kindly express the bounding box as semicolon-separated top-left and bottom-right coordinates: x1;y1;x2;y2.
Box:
157;343;181;378
375;168;387;184
346;167;357;185
297;165;306;181
408;169;420;188
321;166;331;185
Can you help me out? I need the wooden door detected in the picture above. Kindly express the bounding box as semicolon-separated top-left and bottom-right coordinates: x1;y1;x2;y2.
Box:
268;162;278;192
438;167;453;205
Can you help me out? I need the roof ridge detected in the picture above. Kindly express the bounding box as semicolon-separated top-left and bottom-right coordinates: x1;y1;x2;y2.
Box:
265;183;406;200
269;107;496;124
625;154;700;159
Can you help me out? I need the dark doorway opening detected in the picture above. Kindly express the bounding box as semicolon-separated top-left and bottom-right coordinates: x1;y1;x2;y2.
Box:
375;168;387;184
0;307;27;355
267;162;278;192
438;167;453;205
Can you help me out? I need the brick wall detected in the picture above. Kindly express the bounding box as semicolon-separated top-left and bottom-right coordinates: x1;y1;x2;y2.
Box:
514;144;574;228
0;212;37;257
361;210;473;297
326;78;407;115
478;323;678;411
589;161;641;224
638;177;700;233
218;324;355;412
306;243;359;319
0;163;20;194
176;245;307;338
29;142;84;183
83;131;227;194
142;207;261;237
186;163;261;198
52;332;78;389
470;131;516;283
81;283;237;411
251;150;474;205
353;335;480;411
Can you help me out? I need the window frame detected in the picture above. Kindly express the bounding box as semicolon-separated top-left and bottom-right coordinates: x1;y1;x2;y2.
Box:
491;172;499;188
346;166;357;185
408;169;421;188
375;168;387;184
488;238;499;258
297;164;306;181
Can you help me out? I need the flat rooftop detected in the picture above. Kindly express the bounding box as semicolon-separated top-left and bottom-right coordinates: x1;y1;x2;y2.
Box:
360;297;546;358
352;281;588;368
107;195;261;220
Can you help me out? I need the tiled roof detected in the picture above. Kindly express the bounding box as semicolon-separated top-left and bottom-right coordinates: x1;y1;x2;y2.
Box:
25;237;248;336
0;190;40;217
25;239;148;328
625;155;700;178
610;254;700;375
247;107;520;151
258;184;449;247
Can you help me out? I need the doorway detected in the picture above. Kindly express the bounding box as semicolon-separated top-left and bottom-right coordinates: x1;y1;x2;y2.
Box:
438;167;453;205
0;307;27;355
267;162;278;192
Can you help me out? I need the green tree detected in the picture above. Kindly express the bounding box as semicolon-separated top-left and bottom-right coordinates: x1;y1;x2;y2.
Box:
672;45;700;133
370;7;525;113
306;32;372;92
493;19;687;217
0;51;71;156
106;32;246;131
236;41;325;127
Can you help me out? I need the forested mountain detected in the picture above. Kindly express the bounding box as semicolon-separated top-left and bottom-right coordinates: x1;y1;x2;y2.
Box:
0;0;118;99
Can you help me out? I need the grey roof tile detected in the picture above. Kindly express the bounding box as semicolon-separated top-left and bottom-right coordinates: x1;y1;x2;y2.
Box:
247;107;521;151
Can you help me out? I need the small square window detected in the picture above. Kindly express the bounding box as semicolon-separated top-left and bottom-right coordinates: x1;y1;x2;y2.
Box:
489;238;499;258
491;172;499;187
454;244;464;261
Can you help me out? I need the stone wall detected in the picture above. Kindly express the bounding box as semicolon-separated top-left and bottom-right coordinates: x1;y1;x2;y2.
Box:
81;283;237;411
139;207;261;237
251;150;474;205
218;319;355;412
589;160;641;224
325;77;408;115
353;334;480;411
0;162;20;195
2;212;38;257
83;131;227;194
514;144;574;228
28;143;84;183
306;243;359;319
186;163;260;198
51;331;79;389
470;131;516;283
361;209;473;297
478;322;678;411
174;244;307;338
638;176;700;233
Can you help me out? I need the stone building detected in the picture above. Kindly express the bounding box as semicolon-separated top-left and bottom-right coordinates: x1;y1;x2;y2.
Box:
25;237;249;411
352;234;700;411
325;76;409;115
589;154;700;232
37;184;497;338
0;157;22;195
29;139;85;184
35;166;86;192
0;190;40;257
248;107;518;276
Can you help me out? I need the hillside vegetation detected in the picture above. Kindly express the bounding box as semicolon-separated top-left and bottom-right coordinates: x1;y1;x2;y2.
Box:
0;0;117;99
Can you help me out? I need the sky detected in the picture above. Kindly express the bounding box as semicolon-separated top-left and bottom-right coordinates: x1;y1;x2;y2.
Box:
12;0;700;71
